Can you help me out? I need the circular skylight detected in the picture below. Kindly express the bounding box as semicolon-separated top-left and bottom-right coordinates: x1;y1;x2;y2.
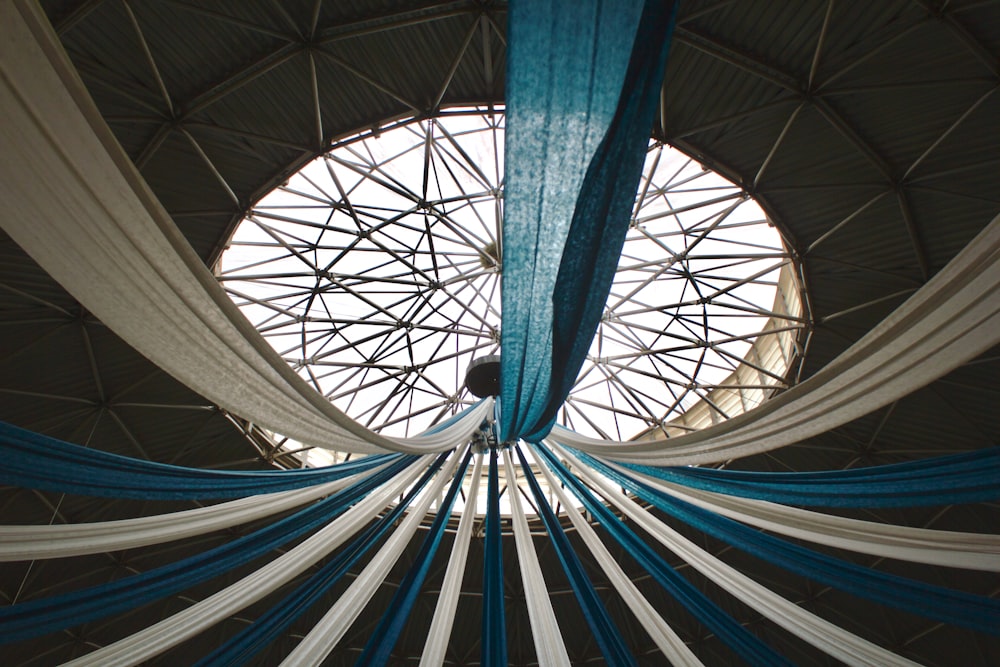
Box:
217;107;805;448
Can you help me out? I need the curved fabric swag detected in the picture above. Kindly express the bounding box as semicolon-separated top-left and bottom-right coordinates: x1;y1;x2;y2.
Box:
0;455;429;643
612;445;1000;508
582;450;1000;636
548;211;1000;466
0;420;402;499
0;0;491;456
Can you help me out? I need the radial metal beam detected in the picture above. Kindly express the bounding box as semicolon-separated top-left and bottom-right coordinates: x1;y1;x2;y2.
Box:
808;0;836;92
895;189;930;282
431;14;480;111
121;0;174;118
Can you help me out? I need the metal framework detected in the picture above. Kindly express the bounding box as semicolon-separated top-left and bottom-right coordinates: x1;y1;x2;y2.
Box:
217;108;805;444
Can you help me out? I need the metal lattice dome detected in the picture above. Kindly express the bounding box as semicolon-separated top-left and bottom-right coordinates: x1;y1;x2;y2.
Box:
1;1;998;664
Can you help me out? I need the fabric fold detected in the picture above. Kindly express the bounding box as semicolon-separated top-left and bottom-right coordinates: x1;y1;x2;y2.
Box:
500;0;678;442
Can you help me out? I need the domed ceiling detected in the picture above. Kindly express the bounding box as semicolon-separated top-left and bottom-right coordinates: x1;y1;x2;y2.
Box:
1;1;998;664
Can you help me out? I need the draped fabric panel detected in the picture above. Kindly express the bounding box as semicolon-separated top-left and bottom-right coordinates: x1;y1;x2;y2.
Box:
277;450;464;666
481;448;508;667
515;446;636;666
612;446;1000;507
584;452;1000;635
530;448;705;667
0;476;363;561
0;456;423;643
0;0;490;455
356;449;474;665
0;420;400;500
499;0;678;442
60;455;434;667
419;454;483;667
503;450;571;667
552;443;924;667
533;444;796;667
613;462;1000;571
192;454;456;667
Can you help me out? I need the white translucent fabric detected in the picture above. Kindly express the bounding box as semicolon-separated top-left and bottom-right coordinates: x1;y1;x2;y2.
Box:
0;1;489;455
607;460;1000;572
503;449;571;667
0;472;374;561
61;455;434;667
532;450;704;667
419;453;484;667
554;444;922;667
278;450;462;666
551;212;1000;465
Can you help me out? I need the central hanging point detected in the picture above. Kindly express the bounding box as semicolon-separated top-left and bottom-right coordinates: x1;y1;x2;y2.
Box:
465;355;501;398
479;241;501;270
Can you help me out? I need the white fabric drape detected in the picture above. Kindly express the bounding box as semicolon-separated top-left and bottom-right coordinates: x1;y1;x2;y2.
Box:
61;455;433;667
419;453;483;667
278;450;463;666
552;444;923;667
503;449;571;667
607;459;1000;572
0;0;489;455
551;213;1000;465
531;448;704;667
0;472;376;561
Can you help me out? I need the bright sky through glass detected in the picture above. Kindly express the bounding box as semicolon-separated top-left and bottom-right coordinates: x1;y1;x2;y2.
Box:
218;108;802;459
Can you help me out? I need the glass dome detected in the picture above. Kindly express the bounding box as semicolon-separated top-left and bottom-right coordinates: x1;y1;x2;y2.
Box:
217;107;805;464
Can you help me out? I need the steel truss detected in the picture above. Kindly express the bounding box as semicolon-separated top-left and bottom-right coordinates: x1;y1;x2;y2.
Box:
218;108;805;442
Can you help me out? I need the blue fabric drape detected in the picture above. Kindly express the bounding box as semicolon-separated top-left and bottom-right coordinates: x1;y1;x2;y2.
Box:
532;444;795;667
500;0;678;443
482;448;507;667
583;452;1000;636
515;446;635;666
193;453;459;667
614;446;1000;507
0;420;398;499
355;449;473;666
0;456;426;643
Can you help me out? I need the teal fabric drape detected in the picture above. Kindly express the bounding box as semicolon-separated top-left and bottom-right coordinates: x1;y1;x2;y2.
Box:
481;448;507;666
499;0;678;443
516;447;636;666
0;420;399;500
0;456;424;643
585;451;1000;636
614;446;1000;507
